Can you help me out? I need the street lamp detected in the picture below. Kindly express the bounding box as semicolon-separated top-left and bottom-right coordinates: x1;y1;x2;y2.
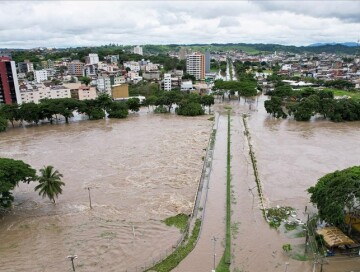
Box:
87;187;92;209
67;255;77;272
284;262;289;272
211;236;217;270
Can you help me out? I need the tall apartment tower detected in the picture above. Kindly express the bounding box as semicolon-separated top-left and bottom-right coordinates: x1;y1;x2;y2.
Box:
0;57;21;105
186;52;205;80
133;45;143;56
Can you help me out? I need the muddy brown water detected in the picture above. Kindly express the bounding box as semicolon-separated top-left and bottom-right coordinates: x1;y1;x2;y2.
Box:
0;110;212;272
1;96;360;272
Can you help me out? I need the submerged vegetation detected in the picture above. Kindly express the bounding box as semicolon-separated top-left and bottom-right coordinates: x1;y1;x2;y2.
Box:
163;214;189;233
147;219;201;272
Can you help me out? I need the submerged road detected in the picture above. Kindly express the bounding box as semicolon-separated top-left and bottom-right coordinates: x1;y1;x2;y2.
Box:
173;111;228;272
174;101;313;272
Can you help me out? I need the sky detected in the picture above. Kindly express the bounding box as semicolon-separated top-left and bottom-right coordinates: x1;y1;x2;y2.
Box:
1;0;360;48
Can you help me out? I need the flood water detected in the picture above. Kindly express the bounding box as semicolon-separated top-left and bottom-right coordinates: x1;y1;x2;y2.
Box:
0;110;212;272
1;95;360;272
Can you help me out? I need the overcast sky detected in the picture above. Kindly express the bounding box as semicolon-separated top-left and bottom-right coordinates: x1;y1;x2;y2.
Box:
1;1;360;48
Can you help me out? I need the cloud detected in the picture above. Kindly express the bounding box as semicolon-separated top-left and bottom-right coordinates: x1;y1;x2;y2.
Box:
0;1;359;48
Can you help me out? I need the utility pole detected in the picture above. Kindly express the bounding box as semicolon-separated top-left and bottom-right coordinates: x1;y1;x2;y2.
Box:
67;255;77;272
284;262;289;272
211;236;217;270
87;187;92;209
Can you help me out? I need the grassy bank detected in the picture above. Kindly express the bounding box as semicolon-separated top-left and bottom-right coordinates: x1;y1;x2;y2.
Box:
216;111;232;272
325;88;360;101
164;214;189;233
146;219;202;272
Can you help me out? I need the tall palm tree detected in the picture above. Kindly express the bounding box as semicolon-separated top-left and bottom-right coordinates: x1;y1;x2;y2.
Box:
35;165;65;203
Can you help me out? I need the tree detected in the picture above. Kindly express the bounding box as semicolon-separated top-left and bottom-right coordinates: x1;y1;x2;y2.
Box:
78;100;105;120
0;115;7;132
107;101;129;118
308;166;360;233
79;76;91;86
95;93;113;112
126;98;141;112
177;102;204;116
264;97;287;118
34;165;65;203
201;95;215;114
0;158;37;208
182;73;196;83
19;102;42;124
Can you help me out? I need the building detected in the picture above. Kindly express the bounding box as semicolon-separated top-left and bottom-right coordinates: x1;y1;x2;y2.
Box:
20;84;71;103
85;53;99;65
69;84;97;100
163;73;171;91
186;52;205;80
123;61;140;72
0;57;21;104
111;84;129;100
67;60;85;76
34;70;48;83
143;71;160;81
18;60;34;73
133;45;143;56
205;51;211;73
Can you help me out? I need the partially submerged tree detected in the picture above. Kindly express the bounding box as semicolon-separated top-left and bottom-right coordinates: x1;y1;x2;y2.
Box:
35;165;65;203
308;166;360;233
0;158;37;208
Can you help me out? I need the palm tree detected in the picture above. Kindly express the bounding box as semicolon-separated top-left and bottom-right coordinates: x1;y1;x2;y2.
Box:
35;165;65;203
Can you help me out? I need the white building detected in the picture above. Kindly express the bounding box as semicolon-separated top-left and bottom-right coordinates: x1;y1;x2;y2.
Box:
163;73;171;91
34;70;48;83
181;81;194;91
123;61;140;72
96;76;112;94
186;52;205;80
88;53;99;65
20;84;71;103
133;45;143;56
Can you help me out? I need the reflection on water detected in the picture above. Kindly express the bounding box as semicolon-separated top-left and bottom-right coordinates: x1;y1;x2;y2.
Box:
0;110;212;271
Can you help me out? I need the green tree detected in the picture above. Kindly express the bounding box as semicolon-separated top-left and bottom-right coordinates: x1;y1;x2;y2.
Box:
264;97;287;118
0;104;19;128
0;115;7;132
95;93;113;112
182;73;196;83
177;102;204;116
126;98;141;112
107;101;129;118
308;166;360;233
35;165;65;203
19;102;42;124
78;100;105;120
0;158;37;208
200;95;215;114
79;76;91;86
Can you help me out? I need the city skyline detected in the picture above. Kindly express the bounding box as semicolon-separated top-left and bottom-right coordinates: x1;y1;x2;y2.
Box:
1;1;360;48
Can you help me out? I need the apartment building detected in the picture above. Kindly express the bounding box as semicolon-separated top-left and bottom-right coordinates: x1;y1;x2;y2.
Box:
0;57;21;104
18;60;34;73
163;73;171;91
123;61;140;72
67;60;85;76
85;53;99;65
133;45;143;56
20;84;71;103
186;52;205;80
34;70;48;83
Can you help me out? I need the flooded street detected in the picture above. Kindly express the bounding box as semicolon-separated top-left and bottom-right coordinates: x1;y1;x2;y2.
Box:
0;111;212;272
